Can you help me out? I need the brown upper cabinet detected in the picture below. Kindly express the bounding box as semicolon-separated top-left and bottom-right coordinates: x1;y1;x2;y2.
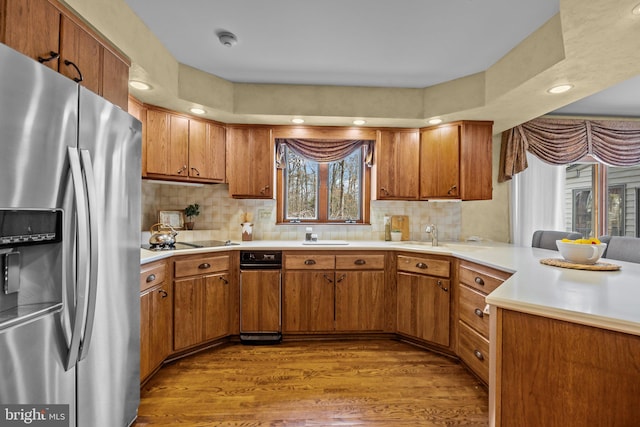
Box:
144;106;226;183
375;129;420;200
226;126;274;198
420;121;493;200
0;0;130;110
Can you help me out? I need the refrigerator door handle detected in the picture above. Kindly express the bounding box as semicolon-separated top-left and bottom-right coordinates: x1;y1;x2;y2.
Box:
78;149;99;360
66;147;91;371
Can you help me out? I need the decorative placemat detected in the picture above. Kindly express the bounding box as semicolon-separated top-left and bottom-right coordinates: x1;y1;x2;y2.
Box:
540;258;621;271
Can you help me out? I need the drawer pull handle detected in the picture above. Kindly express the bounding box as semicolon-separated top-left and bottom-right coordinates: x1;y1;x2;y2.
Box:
158;289;168;298
354;259;366;265
146;274;156;283
474;276;485;286
304;259;316;265
474;350;484;361
416;262;428;269
198;263;211;269
474;308;484;318
437;280;448;292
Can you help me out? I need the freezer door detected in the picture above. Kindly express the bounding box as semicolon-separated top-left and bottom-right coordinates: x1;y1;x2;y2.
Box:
76;87;141;427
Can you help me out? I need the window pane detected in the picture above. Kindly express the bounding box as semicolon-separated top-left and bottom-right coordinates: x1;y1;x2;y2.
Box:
284;148;318;220
328;149;362;221
565;164;594;237
607;165;640;237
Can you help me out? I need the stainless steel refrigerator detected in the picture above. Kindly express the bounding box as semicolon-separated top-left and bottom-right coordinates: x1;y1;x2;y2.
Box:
0;42;141;426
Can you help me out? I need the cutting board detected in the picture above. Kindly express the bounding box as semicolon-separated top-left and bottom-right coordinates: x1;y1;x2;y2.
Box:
390;215;410;240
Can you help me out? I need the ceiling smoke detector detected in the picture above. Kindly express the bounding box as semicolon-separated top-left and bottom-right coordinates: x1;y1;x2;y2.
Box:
218;31;238;48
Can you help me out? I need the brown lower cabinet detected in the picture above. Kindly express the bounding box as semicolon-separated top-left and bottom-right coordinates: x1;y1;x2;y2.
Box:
173;253;230;352
140;260;172;382
396;254;451;347
282;253;386;333
494;309;640;426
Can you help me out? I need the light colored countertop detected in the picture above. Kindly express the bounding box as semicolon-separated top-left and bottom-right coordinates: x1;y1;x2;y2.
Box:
141;239;640;336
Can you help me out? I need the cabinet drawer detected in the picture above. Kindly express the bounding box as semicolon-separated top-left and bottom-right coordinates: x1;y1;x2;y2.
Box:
397;255;450;278
459;284;489;338
335;254;384;270
458;321;490;384
459;260;510;294
174;255;229;278
285;254;335;270
140;262;166;292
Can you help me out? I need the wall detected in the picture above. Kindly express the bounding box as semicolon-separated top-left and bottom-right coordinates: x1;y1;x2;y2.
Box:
142;182;463;243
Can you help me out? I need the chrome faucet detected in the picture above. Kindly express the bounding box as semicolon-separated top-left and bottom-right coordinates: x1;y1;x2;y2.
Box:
425;224;438;246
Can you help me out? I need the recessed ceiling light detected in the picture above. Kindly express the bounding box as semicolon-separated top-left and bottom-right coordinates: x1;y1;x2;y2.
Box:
633;3;640;15
291;118;305;124
547;84;573;94
129;80;151;90
353;119;366;125
190;107;206;115
428;118;443;125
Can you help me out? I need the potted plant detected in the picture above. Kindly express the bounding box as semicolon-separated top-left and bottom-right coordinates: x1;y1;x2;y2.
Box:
184;203;200;230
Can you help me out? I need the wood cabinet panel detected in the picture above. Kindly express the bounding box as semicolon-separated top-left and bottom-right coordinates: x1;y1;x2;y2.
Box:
173;277;203;351
496;309;640;426
283;270;335;332
59;14;101;93
458;284;489;338
459;122;493;200
335;254;384;270
140;262;166;292
139;290;152;380
203;273;230;341
145;109;170;175
335;270;385;331
240;270;281;333
101;48;129;111
174;254;229;278
458;260;509;294
396;272;450;346
284;254;335;270
457;320;489;383
169;115;189;177
188;122;225;182
375;129;420;200
226;126;273;198
419;125;460;199
0;0;61;70
397;254;450;278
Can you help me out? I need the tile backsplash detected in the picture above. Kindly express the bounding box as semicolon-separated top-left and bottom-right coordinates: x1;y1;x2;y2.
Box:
142;181;461;242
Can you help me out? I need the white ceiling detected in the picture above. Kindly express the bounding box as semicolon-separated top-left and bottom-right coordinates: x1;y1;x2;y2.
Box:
123;0;640;118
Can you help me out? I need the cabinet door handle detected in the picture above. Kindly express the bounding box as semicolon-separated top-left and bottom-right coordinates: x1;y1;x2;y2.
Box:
38;51;59;63
354;259;366;265
447;184;457;195
219;276;229;285
474;308;484;318
63;59;83;83
323;274;334;284
416;262;428;269
260;185;270;195
191;167;200;176
336;274;346;283
380;187;390;196
474;276;485;286
198;263;211;269
158;289;168;298
146;273;156;283
177;164;187;174
437;280;448;292
474;350;485;361
304;259;316;265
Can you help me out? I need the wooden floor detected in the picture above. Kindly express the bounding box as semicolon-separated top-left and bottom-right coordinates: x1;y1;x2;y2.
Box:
134;339;488;426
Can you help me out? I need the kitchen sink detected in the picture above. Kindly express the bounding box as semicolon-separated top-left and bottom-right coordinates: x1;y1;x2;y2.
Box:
396;241;491;251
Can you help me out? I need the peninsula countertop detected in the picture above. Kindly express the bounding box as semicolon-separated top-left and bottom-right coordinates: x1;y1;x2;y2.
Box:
140;239;640;336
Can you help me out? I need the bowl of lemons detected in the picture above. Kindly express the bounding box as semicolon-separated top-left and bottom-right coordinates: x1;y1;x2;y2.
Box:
556;238;607;264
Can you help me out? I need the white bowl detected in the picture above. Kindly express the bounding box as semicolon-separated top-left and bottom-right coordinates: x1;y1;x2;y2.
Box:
556;240;606;264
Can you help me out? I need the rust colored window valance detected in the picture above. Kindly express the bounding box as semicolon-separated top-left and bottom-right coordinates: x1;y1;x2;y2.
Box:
276;138;374;168
499;118;640;182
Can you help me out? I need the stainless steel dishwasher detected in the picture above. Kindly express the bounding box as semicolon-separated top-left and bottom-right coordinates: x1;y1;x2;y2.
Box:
239;250;282;344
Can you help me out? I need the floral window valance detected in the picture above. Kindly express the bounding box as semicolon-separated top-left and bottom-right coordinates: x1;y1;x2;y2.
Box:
275;138;374;168
499;118;640;182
